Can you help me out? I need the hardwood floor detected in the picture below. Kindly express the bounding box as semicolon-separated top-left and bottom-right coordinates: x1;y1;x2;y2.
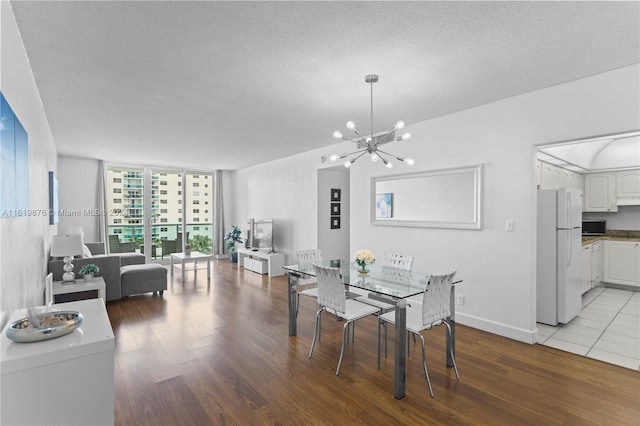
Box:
107;260;639;425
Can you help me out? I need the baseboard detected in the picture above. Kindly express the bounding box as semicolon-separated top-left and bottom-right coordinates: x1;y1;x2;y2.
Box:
456;312;537;344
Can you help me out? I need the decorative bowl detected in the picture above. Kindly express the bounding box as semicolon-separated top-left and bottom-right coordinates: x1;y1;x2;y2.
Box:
5;311;83;343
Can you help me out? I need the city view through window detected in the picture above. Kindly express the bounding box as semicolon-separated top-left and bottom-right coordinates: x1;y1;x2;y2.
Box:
106;167;214;260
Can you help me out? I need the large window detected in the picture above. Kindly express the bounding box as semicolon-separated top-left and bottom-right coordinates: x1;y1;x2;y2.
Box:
106;166;215;260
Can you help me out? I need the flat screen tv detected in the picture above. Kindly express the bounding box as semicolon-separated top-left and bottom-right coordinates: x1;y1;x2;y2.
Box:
248;219;274;252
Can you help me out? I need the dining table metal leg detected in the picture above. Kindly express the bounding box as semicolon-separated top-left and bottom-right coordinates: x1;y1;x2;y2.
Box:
394;299;407;399
446;285;455;368
287;273;298;336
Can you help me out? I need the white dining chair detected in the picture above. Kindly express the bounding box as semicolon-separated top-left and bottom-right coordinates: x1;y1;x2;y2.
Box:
309;264;380;376
381;253;414;270
295;249;322;317
354;253;415;368
377;270;459;397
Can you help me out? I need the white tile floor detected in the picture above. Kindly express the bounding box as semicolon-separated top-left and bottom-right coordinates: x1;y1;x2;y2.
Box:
537;286;640;371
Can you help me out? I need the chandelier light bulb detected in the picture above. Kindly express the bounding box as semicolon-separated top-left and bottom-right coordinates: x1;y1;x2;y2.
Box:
333;131;343;139
344;160;352;168
329;154;339;162
370;153;379;162
402;132;411;140
406;158;415;166
395;120;405;130
386;161;393;169
346;121;355;130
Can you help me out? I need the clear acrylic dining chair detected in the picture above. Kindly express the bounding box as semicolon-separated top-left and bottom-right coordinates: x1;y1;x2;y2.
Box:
295;249;322;317
309;264;380;375
378;270;459;397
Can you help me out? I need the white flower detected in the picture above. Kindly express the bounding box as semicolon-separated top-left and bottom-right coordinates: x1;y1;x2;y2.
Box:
354;249;375;265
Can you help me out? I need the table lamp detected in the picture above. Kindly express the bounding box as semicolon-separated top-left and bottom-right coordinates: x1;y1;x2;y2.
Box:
50;235;84;284
68;225;85;240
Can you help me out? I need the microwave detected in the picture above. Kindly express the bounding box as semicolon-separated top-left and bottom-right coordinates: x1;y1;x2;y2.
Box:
582;220;606;236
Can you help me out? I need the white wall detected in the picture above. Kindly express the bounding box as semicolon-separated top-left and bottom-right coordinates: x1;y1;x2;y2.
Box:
57;156;102;241
234;151;322;262
317;166;350;261
0;2;58;328
232;64;640;343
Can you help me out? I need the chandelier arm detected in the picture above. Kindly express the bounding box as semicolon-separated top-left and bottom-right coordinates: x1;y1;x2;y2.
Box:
375;150;390;161
375;149;397;158
343;148;367;157
346;137;366;146
349;150;368;163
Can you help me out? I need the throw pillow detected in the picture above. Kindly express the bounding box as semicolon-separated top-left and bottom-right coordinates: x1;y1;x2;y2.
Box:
82;244;93;258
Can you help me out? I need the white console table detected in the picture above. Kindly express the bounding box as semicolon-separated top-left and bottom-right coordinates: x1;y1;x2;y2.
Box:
1;299;115;425
237;248;285;277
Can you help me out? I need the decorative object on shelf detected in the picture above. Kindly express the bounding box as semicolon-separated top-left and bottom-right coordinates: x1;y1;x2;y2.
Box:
5;310;83;343
224;225;244;263
184;244;192;256
50;235;84;284
331;188;341;201
78;264;99;281
323;74;414;169
354;249;375;274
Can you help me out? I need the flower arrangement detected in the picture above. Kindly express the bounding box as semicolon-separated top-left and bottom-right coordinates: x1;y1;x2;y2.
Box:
354;249;375;273
78;264;99;276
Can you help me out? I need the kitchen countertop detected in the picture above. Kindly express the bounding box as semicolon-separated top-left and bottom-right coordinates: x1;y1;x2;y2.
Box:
582;230;640;245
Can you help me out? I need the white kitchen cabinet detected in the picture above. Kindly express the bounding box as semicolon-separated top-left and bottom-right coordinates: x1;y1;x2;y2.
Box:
584;172;618;212
591;240;602;284
539;161;584;191
603;240;640;287
616;169;640;198
582;244;592;294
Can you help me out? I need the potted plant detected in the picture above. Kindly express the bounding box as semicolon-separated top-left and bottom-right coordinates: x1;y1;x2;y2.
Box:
78;264;100;281
224;225;244;263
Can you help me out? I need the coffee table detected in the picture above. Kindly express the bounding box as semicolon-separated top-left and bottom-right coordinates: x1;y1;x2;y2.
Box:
170;252;212;282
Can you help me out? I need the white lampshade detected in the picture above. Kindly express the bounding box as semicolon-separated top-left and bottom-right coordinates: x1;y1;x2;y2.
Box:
67;225;85;237
50;235;84;257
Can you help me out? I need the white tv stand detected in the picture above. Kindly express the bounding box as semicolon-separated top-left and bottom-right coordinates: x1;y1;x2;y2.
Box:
237;248;284;277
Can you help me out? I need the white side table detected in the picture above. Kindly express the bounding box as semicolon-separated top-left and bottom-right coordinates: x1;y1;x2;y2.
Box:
53;276;106;304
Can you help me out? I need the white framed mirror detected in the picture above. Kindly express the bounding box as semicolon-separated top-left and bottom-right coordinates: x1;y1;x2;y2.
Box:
370;164;483;229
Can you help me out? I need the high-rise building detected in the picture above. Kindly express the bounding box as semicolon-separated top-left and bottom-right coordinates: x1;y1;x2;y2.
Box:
106;168;213;251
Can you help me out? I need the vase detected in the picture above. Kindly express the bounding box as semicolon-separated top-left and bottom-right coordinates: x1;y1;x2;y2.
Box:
357;264;371;275
83;274;93;282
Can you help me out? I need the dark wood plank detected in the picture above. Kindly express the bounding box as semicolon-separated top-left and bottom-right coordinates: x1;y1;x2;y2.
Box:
107;261;640;425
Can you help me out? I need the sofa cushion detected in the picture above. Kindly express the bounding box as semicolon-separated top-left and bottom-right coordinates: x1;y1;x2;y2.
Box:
118;252;146;266
82;244;93;258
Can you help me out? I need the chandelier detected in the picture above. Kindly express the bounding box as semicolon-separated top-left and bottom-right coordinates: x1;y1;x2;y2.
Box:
324;74;413;169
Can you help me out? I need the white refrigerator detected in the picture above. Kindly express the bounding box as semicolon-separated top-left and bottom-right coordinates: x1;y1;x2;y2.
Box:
537;188;583;326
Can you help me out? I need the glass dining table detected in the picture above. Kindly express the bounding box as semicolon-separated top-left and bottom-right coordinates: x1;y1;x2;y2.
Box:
283;260;461;399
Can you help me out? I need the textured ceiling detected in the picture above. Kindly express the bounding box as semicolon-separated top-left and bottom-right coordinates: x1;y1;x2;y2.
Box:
9;1;640;170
